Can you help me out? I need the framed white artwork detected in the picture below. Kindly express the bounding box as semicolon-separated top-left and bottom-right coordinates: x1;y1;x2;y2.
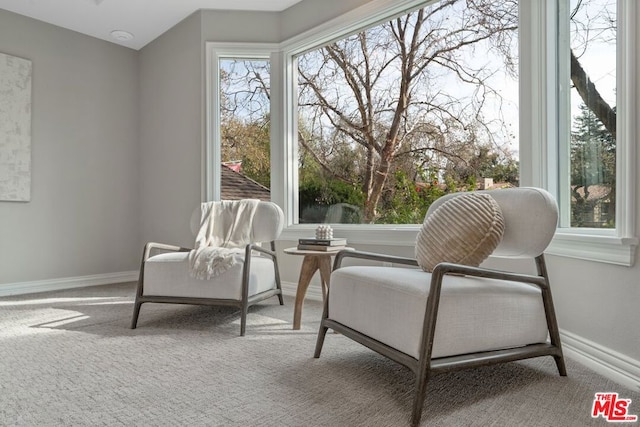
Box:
0;52;32;202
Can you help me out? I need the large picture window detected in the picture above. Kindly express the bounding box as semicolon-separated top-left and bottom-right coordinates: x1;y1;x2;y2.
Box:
293;0;519;225
205;0;637;263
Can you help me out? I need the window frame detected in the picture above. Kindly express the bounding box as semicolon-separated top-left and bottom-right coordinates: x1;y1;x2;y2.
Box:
520;0;638;266
204;42;279;202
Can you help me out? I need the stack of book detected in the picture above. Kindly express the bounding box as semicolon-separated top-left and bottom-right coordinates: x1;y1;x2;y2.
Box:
297;237;347;252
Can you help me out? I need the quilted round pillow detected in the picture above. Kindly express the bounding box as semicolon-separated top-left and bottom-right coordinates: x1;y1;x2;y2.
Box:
415;192;505;273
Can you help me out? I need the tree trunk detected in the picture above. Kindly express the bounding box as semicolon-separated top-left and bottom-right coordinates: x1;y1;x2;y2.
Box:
570;50;616;140
363;152;393;222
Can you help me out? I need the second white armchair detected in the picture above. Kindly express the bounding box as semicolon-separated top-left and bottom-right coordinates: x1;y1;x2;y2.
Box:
131;200;285;336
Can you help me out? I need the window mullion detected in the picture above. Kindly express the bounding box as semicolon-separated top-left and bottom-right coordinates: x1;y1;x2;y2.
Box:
556;0;571;228
615;0;637;240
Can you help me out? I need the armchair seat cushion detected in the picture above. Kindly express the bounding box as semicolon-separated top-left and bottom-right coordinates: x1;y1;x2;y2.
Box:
329;266;549;359
143;252;277;300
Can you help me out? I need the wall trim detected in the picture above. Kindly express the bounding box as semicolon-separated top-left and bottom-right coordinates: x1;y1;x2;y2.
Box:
0;271;139;297
561;329;640;392
281;280;323;303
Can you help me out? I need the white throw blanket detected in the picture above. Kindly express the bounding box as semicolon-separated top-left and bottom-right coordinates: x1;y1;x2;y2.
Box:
188;199;260;280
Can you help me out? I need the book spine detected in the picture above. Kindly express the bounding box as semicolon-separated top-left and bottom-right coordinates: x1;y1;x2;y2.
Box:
298;239;346;246
297;244;345;251
299;240;331;246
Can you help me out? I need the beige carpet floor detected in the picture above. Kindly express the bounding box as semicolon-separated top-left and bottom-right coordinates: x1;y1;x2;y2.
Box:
0;282;638;426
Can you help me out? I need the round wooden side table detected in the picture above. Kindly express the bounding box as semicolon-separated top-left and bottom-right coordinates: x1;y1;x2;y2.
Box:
283;247;353;330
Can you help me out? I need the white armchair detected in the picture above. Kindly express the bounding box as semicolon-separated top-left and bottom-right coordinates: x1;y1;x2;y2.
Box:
131;200;284;336
314;187;566;426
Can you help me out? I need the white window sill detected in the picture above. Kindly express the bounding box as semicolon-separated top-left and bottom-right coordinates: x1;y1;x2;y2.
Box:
281;225;639;266
546;232;639;267
280;224;420;246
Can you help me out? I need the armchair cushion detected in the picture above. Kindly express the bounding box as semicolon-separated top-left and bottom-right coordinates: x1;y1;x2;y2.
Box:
415;192;505;272
328;265;549;359
144;251;277;300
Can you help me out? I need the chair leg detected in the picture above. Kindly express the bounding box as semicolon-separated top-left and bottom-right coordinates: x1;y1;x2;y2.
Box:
410;269;443;426
545;298;567;377
314;321;329;358
240;247;251;336
132;246;149;330
411;370;430;427
314;292;331;358
271;241;284;306
240;304;248;337
554;355;567;377
535;255;567;377
130;301;142;329
547;301;567;377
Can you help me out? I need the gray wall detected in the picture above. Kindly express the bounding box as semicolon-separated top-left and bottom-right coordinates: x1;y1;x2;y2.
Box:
280;0;375;40
0;10;139;284
138;12;204;249
136;9;282;250
201;10;280;43
547;254;640;361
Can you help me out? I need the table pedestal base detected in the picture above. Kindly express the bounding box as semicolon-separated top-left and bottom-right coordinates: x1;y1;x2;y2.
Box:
293;255;332;330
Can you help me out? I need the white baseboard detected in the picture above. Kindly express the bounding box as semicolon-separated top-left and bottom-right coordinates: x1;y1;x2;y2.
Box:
0;271;139;297
561;329;640;392
281;280;324;302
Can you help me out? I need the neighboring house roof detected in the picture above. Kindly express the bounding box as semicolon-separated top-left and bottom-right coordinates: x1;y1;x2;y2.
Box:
483;182;515;190
415;180;514;192
220;164;271;201
571;184;611;202
477;177;515;190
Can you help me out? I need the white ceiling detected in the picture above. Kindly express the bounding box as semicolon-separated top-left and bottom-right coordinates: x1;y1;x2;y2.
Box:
0;0;304;50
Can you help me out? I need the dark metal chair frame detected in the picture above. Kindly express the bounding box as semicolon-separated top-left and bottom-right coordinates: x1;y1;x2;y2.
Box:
130;241;283;336
314;250;566;427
